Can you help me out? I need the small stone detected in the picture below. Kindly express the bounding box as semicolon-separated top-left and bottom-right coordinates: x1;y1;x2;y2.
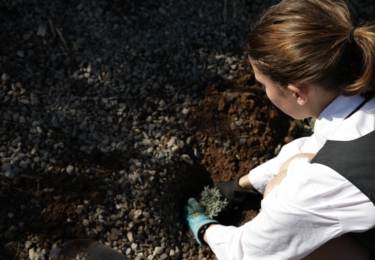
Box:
53;195;62;201
235;118;243;126
35;251;45;260
51;115;60;128
194;149;203;159
154;246;164;255
18;252;28;259
114;220;123;227
1;73;9;82
142;139;152;146
25;240;32;249
142;211;150;218
110;214;118;221
127;232;134;242
181;154;193;165
66;165;74;174
76;205;85;215
158;7;166;15
159;99;166;108
103;221;114;227
96;208;106;214
133;209;142;219
3;163;15;179
29;248;36;260
79;120;87;130
17;50;24;57
109;233;118;241
177;140;185;149
131;243;138;251
86;78;95;86
117;210;125;218
171;145;179;153
96;225;104;233
9;225;18;232
80;145;88;152
182;108;190;115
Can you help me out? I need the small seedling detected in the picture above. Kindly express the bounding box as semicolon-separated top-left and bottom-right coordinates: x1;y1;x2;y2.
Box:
199;186;228;218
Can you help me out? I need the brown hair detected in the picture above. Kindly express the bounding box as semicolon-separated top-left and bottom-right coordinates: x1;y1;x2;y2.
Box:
246;0;375;96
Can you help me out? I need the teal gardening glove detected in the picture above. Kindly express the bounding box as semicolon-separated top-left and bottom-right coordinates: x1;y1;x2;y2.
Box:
184;198;218;246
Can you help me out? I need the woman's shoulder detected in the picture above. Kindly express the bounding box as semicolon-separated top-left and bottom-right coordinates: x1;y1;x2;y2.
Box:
328;97;375;141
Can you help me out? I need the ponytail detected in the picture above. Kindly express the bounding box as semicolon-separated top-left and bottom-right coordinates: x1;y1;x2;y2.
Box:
343;25;375;95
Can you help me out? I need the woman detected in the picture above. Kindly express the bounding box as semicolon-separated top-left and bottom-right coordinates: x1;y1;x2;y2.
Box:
185;0;375;259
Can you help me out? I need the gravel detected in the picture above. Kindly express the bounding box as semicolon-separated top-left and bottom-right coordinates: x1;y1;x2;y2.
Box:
1;0;374;259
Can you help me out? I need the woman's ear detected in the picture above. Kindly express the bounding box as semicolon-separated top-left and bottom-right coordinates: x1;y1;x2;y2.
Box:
288;85;308;105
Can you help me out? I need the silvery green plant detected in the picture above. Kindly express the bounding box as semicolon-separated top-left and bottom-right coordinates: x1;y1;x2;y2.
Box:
199;186;229;218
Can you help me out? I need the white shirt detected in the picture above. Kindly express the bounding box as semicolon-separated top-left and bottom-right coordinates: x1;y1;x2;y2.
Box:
207;95;375;260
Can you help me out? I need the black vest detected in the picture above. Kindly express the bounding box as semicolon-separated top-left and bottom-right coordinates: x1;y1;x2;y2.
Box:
311;126;375;251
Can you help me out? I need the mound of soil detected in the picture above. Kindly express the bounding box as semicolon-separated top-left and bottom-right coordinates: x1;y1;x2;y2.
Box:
185;74;297;226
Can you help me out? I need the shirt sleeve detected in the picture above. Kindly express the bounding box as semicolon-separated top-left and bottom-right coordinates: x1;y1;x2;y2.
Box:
207;158;343;260
249;135;318;194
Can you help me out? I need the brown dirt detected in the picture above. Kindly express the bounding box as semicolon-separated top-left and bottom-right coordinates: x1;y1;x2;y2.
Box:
0;74;297;259
184;74;297;226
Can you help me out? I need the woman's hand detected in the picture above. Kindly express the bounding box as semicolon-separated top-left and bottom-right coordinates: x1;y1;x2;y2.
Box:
264;153;315;197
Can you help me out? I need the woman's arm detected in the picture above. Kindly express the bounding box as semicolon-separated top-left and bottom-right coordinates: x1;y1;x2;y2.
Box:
279;153;315;173
249;136;317;194
264;153;315;197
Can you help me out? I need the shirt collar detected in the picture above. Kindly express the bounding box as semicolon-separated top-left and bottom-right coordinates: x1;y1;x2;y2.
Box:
313;95;365;147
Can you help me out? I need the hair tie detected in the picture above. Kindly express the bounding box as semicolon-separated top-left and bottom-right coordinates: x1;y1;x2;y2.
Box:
349;27;357;43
